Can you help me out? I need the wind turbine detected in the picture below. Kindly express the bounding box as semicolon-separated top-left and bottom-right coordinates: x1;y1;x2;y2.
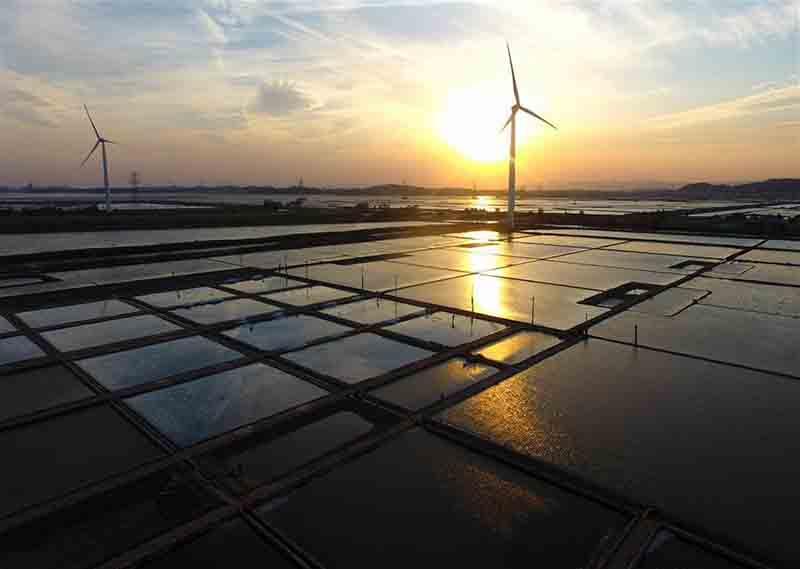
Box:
80;105;115;212
501;42;557;230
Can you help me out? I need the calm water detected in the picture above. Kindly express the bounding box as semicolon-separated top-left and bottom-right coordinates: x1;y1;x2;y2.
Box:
0;221;446;257
0;190;743;213
441;339;800;564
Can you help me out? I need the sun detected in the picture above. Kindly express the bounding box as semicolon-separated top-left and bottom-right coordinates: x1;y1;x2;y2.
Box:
437;83;548;164
437;86;508;162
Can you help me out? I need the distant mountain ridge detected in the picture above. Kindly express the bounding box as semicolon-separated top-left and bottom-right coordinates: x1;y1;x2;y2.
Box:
677;179;800;199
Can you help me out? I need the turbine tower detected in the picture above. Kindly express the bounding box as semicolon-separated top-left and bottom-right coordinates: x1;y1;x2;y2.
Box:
80;105;115;212
501;43;557;230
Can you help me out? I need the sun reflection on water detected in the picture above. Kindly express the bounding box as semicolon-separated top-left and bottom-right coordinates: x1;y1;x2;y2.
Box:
458;230;503;243
471;274;507;319
444;372;578;472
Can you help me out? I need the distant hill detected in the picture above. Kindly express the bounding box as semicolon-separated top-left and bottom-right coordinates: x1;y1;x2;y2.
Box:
677;179;800;200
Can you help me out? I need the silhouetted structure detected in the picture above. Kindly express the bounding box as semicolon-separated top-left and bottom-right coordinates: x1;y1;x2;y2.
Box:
501;43;557;230
130;171;140;203
80;105;116;212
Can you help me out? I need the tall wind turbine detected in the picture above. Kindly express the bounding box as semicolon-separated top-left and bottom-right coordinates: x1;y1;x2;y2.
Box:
501;43;557;230
81;105;115;212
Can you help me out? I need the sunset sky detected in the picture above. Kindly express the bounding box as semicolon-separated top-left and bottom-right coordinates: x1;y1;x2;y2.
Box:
0;0;798;189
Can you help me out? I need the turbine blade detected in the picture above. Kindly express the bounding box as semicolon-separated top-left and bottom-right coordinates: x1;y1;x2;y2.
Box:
500;112;514;134
80;140;101;167
506;42;520;106
84;104;101;139
519;106;558;130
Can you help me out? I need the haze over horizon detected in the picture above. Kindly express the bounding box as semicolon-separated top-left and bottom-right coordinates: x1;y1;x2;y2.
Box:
1;1;798;190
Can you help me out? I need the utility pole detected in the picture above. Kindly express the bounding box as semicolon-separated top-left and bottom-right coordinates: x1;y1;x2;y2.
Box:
130;171;140;202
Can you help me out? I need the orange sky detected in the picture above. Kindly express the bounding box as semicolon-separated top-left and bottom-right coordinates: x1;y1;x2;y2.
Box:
0;1;797;189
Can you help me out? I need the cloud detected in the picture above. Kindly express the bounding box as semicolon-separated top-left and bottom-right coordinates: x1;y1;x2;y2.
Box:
317;3;502;43
747;94;800;112
197;8;227;45
649;84;800;130
250;80;314;116
4;87;51;107
698;0;797;47
3;105;55;127
0;0;797;186
0;71;70;127
172;107;248;131
0;1;227;79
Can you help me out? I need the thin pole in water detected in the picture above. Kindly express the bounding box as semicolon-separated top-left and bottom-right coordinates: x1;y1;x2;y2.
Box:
361;266;366;289
634;324;638;347
471;282;476;317
531;296;535;325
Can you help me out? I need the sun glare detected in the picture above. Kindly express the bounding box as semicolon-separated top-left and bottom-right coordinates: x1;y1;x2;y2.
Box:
437;84;544;163
437;86;507;162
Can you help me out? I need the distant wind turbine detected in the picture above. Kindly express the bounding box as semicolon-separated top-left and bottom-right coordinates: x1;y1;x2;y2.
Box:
80;104;116;212
501;42;557;230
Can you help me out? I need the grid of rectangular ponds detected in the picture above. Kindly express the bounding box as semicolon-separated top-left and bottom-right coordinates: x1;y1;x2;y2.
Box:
0;227;798;568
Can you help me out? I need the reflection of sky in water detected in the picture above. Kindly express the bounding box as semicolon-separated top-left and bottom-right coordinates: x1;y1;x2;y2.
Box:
224;277;304;294
399;274;605;329
0;317;15;334
321;298;425;325
694;276;800;318
288;261;458;291
127;363;327;447
18;300;135;329
285;333;433;384
488;260;680;291
443;339;800;564
475;331;561;364
441;369;578;474
594;303;800;376
212;412;373;489
372;358;496;410
224;315;351;352
396;249;519;273
259;429;625;567
385;312;505;347
137;287;232;308
77;336;243;390
171;299;277;325
41;315;179;352
263;286;356;306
